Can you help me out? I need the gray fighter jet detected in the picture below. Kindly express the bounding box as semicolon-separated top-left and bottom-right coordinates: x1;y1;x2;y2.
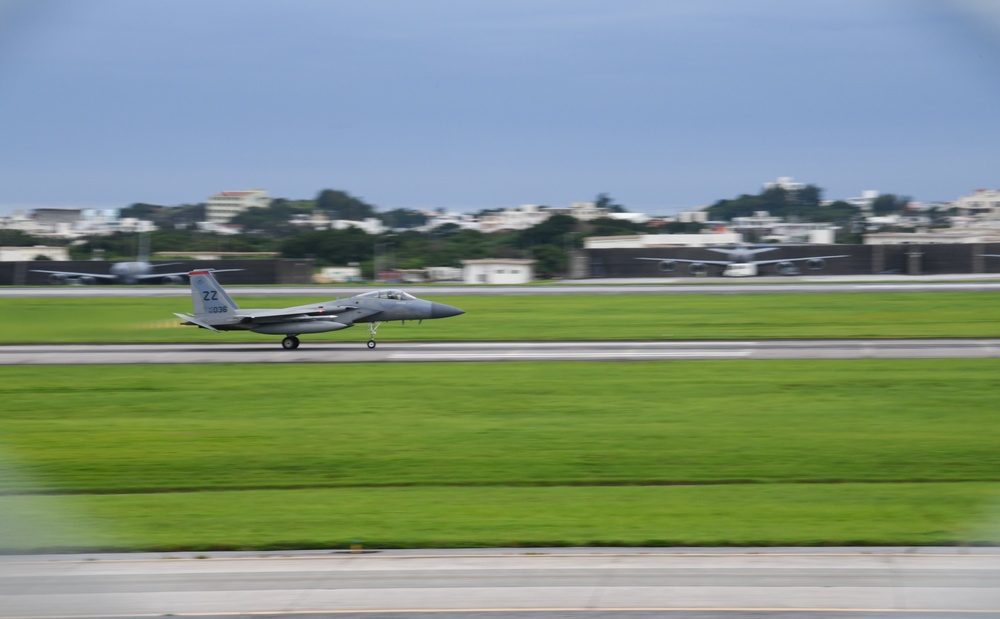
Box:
174;270;464;350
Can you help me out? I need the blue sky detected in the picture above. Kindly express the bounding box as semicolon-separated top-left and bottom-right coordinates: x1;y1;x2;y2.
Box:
1;0;998;215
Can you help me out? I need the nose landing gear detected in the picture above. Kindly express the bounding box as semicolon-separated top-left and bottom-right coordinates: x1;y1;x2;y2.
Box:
367;322;382;349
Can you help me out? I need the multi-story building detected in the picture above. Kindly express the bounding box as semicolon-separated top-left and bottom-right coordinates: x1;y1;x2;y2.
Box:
952;189;1000;218
547;201;609;221
763;176;806;193
478;204;550;233
205;189;271;223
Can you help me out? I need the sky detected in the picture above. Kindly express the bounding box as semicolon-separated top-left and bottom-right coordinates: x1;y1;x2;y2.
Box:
1;0;999;216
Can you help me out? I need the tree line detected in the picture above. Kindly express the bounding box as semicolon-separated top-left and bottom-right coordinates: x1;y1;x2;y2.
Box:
14;185;933;278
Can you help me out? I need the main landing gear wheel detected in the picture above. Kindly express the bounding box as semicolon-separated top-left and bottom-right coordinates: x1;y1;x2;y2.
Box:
282;335;300;350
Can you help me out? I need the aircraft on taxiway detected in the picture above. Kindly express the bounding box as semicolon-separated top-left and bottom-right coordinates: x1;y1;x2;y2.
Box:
174;270;465;350
637;245;849;277
32;234;240;285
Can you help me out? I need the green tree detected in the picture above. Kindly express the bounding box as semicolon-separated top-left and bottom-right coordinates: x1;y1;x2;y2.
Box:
871;194;910;216
531;244;567;278
706;184;861;224
0;230;53;247
582;216;646;237
279;227;374;266
595;193;626;213
380;208;428;229
229;198;312;238
119;203;164;220
517;214;577;248
315;189;376;221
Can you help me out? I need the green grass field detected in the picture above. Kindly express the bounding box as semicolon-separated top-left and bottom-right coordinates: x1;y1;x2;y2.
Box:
2;361;999;551
1;291;999;342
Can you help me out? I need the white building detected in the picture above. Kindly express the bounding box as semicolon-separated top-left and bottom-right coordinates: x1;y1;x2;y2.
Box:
584;232;743;250
547;201;609;221
844;190;880;211
952;189;1000;218
331;218;386;235
426;266;463;281
419;211;481;232
205;189;271;223
478;204;551;233
462;259;535;284
678;211;708;223
728;211;837;244
317;266;363;283
763;176;806;192
477;201;617;233
0;245;70;261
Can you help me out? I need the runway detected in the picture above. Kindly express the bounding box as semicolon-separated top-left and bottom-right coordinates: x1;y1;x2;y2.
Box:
3;547;1000;618
1;338;999;365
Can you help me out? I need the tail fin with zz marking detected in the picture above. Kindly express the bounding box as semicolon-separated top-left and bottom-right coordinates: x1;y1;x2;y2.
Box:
189;270;239;317
174;270;241;332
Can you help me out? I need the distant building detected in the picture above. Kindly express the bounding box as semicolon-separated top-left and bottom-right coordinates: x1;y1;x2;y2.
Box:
331;218;386;235
32;208;83;227
425;266;463;281
478;201;612;233
952;189;1000;218
479;204;550;233
547;201;609;221
677;211;708;223
419;211;480;232
317;266;363;283
845;190;880;211
584;232;743;249
763;176;806;193
0;246;70;261
462;259;535;284
728;211;837;244
205;189;271;224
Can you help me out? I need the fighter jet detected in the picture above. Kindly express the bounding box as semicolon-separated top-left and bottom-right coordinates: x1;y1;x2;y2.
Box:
174;270;465;350
31;234;239;284
637;245;848;277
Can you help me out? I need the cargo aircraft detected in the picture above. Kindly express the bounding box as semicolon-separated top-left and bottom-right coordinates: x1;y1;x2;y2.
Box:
174;270;465;350
637;245;848;277
32;234;239;284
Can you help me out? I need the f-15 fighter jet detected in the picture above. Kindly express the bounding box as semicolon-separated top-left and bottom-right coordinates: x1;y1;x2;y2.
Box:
174;270;464;350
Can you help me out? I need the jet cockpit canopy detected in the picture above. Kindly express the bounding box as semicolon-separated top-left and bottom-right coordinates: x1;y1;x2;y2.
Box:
358;289;418;301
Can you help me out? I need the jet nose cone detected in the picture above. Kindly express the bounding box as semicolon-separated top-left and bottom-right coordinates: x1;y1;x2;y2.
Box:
430;302;465;319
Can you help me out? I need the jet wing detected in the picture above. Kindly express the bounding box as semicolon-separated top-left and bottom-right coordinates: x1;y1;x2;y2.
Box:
29;269;116;281
751;255;849;266
132;268;244;282
251;305;385;326
635;258;732;266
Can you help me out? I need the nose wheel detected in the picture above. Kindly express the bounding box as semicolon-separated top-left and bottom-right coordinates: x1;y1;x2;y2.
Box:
367;322;382;349
282;335;300;350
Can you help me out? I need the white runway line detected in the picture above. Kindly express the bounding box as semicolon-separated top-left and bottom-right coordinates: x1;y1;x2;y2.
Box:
390;351;752;360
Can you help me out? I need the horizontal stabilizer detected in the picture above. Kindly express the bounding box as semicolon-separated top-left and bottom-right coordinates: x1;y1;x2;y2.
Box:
173;312;220;332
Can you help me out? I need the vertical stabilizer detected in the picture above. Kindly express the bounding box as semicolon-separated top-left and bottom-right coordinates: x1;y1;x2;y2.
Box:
189;270;239;317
